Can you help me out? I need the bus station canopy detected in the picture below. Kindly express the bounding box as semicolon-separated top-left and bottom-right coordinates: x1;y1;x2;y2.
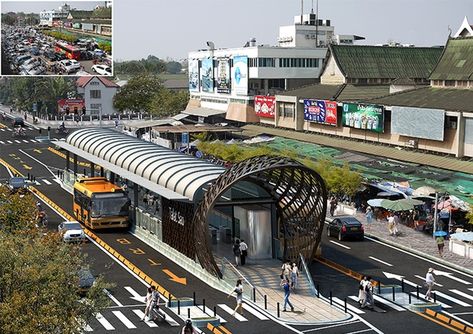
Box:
55;128;226;201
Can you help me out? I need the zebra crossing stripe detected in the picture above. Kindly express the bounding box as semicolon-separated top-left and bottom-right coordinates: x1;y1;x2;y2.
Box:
53;178;62;184
112;310;137;329
22;140;29;143
95;312;115;330
104;288;123;306
432;290;472;307
7;140;12;144
42;179;52;185
242;303;269;320
132;309;159;327
409;292;452;309
160;309;180;326
14;140;21;143
372;295;406;311
0;128;5;131
0;141;4;144
30;139;37;143
83;323;93;332
218;304;248;321
450;289;473;301
339;296;365;314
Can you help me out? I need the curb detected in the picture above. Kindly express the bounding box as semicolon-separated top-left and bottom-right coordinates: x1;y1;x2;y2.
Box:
365;233;473;276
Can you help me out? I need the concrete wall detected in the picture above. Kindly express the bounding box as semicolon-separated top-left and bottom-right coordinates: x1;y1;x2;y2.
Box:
320;55;345;85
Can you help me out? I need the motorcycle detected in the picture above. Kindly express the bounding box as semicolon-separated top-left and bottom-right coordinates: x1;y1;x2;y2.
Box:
56;127;70;134
12;127;26;137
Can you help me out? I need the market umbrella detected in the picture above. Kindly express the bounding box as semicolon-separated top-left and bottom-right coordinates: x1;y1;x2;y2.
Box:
450;232;473;242
398;198;424;206
412;186;436;197
377;199;419;211
433;230;448;237
367;198;385;207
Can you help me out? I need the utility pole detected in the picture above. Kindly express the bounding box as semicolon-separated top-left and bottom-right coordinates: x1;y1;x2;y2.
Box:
433;192;438;238
315;0;319;47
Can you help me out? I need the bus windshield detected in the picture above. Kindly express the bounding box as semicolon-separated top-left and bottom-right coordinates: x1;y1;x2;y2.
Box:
91;193;129;217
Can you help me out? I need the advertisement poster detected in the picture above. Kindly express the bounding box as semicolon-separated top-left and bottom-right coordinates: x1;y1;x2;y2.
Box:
232;56;248;95
254;96;275;118
342;103;384;133
303;99;337;126
200;58;214;92
188;59;200;92
57;99;85;113
217;58;230;94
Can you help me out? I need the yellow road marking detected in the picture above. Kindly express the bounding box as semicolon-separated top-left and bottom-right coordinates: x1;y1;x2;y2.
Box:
416;311;466;333
162;269;187;285
218;325;232;334
48;147;99;169
22;164;32;170
33;149;42;154
207;323;223;334
0;123;6;128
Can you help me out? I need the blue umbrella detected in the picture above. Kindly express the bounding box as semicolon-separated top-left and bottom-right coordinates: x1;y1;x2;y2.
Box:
433;230;448;237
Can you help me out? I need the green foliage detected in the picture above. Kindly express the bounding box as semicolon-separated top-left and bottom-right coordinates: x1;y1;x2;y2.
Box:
114;55;166;76
43;30;76;43
113;74;163;113
467;211;473;226
150;88;189;117
196;141;276;162
98;42;112;54
165;61;182;74
0;186;112;334
92;7;112;19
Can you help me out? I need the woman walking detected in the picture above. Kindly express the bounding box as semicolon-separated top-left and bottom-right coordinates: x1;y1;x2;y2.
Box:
232;239;241;266
141;286;154;321
227;279;244;316
290;263;299;291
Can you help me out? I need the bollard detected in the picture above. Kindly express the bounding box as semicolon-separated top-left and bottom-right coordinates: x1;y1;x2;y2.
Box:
378;281;381;294
433;292;436;303
214;306;216;317
178;300;180;315
330;291;332;305
401;278;405;292
416;285;419;299
33;176;36;182
409;293;412;304
344;298;347;313
203;298;206;313
168;296;172;308
264;295;267;309
253;288;256;302
193;292;196;306
392;286;395;301
188;307;190;319
277;302;280;318
317;284;320;298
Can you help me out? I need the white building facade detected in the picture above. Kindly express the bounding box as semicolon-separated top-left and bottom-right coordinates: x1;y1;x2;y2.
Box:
39;3;70;26
76;76;119;115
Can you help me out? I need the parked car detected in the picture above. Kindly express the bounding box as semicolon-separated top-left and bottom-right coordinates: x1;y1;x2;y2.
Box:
91;64;112;75
57;221;87;243
58;59;80;73
26;65;46;76
327;216;364;241
78;268;95;295
93;49;105;57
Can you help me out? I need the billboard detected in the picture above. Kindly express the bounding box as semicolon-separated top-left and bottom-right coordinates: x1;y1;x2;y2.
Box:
188;59;199;92
57;99;84;113
391;106;445;141
254;96;275;118
342;103;384;133
232;56;248;95
217;58;231;94
200;58;214;92
303;99;337;126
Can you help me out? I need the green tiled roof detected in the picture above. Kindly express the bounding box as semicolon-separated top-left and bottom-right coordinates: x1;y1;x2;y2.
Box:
430;37;473;80
330;44;443;79
278;84;343;100
369;87;473;112
68;10;93;19
337;85;390;101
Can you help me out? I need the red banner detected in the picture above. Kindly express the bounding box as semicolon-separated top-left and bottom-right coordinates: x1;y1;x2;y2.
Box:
57;99;85;113
254;96;275;119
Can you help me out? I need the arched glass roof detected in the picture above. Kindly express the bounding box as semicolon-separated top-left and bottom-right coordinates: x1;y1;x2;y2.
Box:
62;128;225;200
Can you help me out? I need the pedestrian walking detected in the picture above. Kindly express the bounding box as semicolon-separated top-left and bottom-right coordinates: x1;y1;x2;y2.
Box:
141;286;154;321
232;239;241;266
239;239;248;265
361;276;374;309
291;263;299;291
424;268;435;300
387;213;396;236
329;197;338;216
281;262;291;282
365;206;373;224
436;236;445;257
181;319;199;334
227;279;243;316
358;276;367;306
281;279;294;312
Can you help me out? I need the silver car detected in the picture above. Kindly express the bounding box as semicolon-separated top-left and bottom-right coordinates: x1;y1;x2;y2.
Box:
58;221;87;243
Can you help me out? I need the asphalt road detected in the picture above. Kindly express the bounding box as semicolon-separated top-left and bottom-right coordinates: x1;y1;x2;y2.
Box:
0;119;470;333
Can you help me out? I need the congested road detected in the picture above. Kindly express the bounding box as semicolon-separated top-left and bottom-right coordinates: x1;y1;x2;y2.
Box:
0;117;469;333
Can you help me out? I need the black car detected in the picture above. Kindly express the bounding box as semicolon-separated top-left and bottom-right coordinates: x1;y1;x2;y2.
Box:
327;216;364;241
12;117;25;127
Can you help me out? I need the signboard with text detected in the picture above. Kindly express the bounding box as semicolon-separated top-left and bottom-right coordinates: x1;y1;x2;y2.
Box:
303;99;337;126
254;95;275;118
217;58;230;94
232;56;248;95
342;103;384;133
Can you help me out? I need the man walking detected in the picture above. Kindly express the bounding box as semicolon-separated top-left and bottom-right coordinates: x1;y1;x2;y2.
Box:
239;239;248;265
281;279;294;312
425;268;435;300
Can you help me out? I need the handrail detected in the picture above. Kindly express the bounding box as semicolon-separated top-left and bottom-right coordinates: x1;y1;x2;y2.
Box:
220;257;265;299
299;252;318;296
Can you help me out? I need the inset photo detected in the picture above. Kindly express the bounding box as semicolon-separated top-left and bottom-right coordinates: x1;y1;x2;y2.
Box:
1;1;112;76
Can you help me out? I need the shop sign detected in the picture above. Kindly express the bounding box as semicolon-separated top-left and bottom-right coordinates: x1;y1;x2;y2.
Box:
303;99;337;126
254;96;275;118
342;103;384;133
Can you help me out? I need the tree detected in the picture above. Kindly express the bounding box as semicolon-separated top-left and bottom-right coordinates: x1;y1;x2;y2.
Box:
113;74;163;113
467;211;473;228
165;61;182;74
0;186;112;334
149;88;189;117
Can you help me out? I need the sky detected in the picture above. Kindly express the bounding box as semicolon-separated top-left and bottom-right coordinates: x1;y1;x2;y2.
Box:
1;1;104;13
2;0;472;60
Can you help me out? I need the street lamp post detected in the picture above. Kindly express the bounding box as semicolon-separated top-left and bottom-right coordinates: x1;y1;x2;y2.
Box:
433;192;438;239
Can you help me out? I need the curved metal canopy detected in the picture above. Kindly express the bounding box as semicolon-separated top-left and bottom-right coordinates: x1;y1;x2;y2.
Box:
65;128;225;200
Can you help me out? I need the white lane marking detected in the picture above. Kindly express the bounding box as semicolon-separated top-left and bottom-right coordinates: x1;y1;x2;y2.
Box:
242;303;269;320
53;178;62;184
14;140;21;143
83;323;93;332
22;140;29;143
18;149;57;178
124;286;146;303
336;296;365;314
95;312;115;330
369;256;393;267
0;141;4;144
30;139;37;143
218;304;247;321
132;309;158;327
432;290;472;307
345;330;373;334
414;275;443;287
7;140;12;144
443;311;473;328
452;311;473;315
104;288;123;306
0;128;4;131
301;320;361;332
7;128;12;131
409;292;451;308
112;310;136;329
451;289;473;301
372;295;406;311
160;309;180;327
329;240;351;249
365;235;473;279
42;179;52;185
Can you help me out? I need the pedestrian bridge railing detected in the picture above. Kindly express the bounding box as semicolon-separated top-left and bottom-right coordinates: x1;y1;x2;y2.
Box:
220;257;265;301
299;253;318;296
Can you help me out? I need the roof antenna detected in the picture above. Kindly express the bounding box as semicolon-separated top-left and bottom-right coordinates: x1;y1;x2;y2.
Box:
300;0;304;23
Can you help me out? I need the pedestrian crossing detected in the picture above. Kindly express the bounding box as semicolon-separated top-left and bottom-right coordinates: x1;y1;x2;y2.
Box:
0;138;39;145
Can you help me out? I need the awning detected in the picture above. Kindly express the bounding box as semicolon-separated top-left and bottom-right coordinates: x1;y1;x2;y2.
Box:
127;119;177;129
182;108;226;117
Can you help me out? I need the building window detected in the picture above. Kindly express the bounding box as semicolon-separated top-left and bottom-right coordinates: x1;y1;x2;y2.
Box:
444;80;455;87
249;58;257;67
457;80;468;87
446;116;457;129
268;79;285;89
90;103;102;115
278;102;295;119
90;81;99;86
90;90;101;99
258;57;275;67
